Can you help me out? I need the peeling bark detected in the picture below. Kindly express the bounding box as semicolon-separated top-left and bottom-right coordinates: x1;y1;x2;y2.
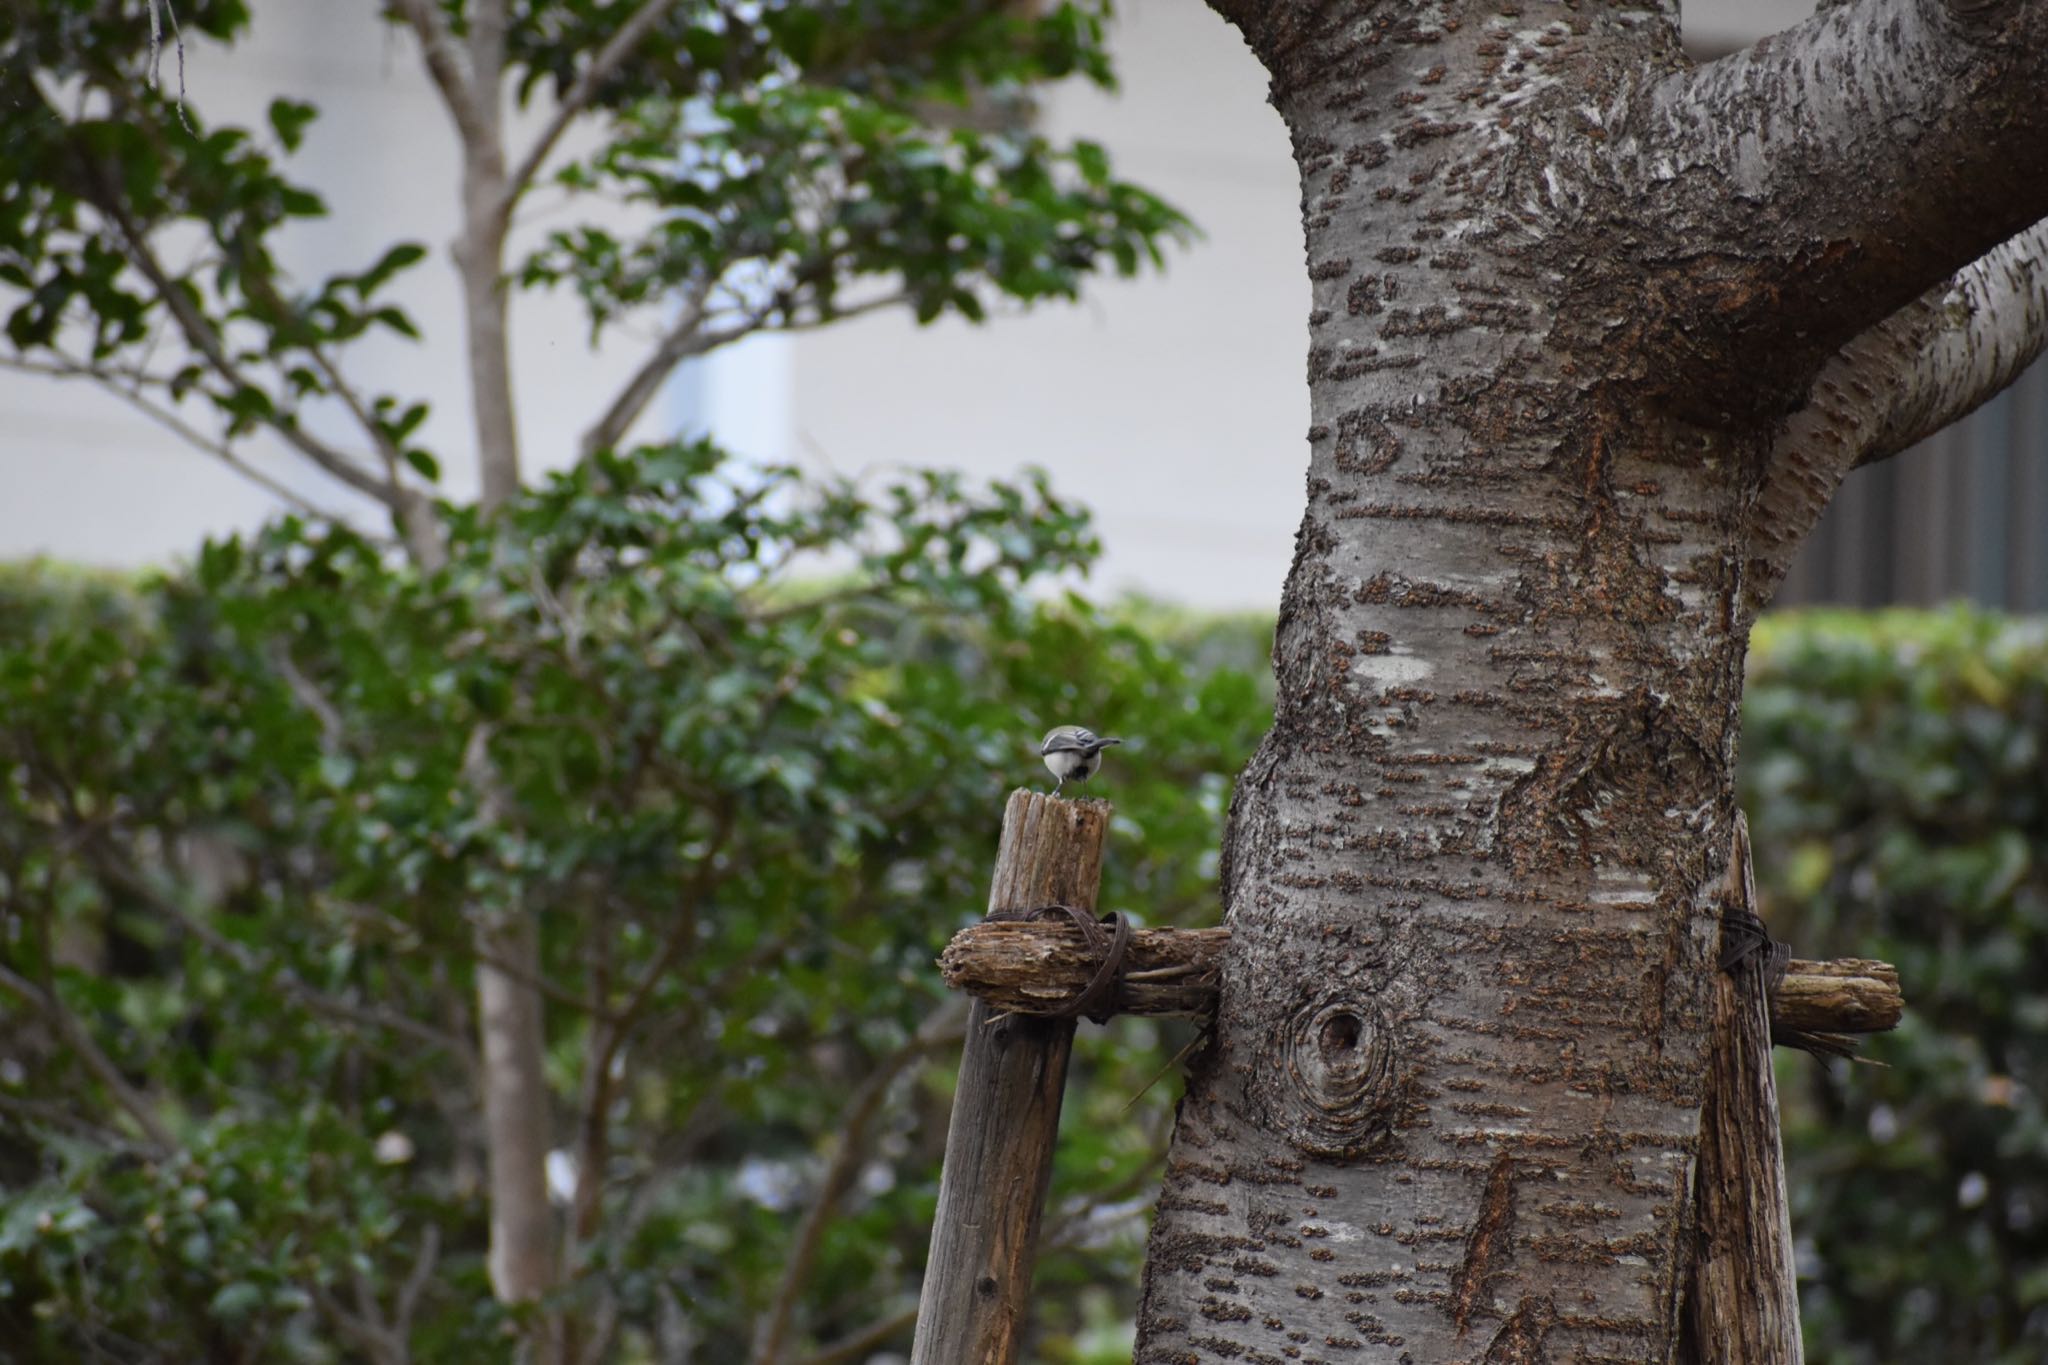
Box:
1131;0;2038;1357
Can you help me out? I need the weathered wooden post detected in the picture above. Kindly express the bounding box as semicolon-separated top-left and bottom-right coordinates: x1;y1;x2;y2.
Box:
1682;814;1805;1363
910;790;1109;1365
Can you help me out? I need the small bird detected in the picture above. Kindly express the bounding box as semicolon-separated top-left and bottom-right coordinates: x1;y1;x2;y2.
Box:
1039;725;1123;798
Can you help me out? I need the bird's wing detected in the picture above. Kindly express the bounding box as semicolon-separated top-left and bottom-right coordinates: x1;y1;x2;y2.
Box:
1040;729;1098;754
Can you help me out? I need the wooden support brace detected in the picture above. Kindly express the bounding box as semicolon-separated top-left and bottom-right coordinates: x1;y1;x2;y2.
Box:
910;791;1110;1365
939;924;1901;1049
1681;813;1805;1362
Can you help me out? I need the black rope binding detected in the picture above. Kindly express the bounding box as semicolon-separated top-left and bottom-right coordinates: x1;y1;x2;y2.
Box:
986;904;1132;1024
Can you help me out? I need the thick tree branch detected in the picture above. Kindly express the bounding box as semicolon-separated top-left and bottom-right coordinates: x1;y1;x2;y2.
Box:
502;0;683;221
1742;219;2048;617
1854;219;2048;467
1646;0;2048;362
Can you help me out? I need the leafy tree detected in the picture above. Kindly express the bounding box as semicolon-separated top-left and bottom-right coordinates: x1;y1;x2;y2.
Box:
0;0;1186;1344
0;446;1270;1362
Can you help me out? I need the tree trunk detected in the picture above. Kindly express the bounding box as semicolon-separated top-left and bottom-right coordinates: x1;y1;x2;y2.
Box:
451;0;554;1313
1131;0;2048;1359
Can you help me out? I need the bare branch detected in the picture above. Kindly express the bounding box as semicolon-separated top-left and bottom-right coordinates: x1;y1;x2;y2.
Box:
790;1306;920;1365
1646;0;2048;358
0;1086;150;1149
0;961;173;1150
579;288;911;458
0;352;330;518
578;278;717;459
310;1282;407;1365
502;0;684;218
749;1002;967;1365
299;347;449;569
393;1224;442;1348
1743;220;2048;617
388;0;493;152
87;844;478;1065
95;207;402;508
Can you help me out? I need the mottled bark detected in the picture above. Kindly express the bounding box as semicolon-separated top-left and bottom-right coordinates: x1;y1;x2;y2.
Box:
1131;0;2043;1359
1641;0;2048;420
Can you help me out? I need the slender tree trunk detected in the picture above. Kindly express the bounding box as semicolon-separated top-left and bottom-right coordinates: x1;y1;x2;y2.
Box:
1131;0;2048;1355
452;0;553;1313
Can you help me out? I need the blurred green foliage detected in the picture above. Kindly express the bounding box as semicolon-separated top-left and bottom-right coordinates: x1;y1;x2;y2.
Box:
1746;608;2048;1365
5;491;2042;1365
0;447;1268;1364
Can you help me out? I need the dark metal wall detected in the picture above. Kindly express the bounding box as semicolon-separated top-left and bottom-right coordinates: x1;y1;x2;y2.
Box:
1773;360;2048;611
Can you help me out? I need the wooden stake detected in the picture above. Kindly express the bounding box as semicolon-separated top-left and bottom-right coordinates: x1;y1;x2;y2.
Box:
910;791;1110;1365
1680;813;1805;1363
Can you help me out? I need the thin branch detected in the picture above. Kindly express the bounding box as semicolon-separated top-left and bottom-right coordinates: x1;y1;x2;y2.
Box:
578;276;717;459
0;961;173;1149
0;1091;147;1150
790;1306;920;1365
209;208;451;567
90;201;401;509
270;644;347;748
0;353;330;518
602;802;735;1039
394;1224;441;1345
502;0;684;219
580;289;913;457
87;845;478;1064
310;1282;406;1365
388;0;493;152
465;938;595;1016
749;1002;966;1365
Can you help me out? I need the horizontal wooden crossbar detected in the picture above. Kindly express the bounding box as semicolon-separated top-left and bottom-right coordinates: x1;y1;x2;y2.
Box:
939;922;1902;1047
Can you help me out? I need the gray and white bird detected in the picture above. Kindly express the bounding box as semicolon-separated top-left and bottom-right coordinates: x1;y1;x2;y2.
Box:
1038;725;1123;798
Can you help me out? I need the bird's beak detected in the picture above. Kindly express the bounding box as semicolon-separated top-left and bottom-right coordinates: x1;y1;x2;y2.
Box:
1101;737;1124;746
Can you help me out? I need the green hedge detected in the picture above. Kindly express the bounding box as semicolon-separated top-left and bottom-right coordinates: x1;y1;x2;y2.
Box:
1746;609;2048;1365
0;452;1267;1364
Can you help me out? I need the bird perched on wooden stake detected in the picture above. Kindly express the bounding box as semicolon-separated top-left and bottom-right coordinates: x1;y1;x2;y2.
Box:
1039;726;1122;798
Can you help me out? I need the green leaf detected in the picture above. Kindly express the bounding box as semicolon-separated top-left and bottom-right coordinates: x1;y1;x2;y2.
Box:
266;99;317;153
